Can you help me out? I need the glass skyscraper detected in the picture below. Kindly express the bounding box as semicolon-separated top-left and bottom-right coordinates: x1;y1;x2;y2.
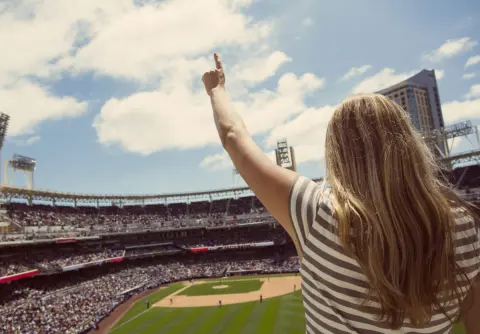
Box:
376;69;446;157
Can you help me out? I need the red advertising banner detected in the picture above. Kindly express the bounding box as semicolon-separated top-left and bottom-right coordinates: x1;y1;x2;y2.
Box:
109;257;124;263
0;270;38;284
190;247;208;253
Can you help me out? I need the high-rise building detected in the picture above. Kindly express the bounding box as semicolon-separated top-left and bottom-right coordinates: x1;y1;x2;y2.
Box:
376;69;446;156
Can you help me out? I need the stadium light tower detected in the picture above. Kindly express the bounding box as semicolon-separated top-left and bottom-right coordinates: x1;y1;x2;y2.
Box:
275;138;296;172
4;154;36;189
0;112;9;151
422;120;480;169
0;112;10;188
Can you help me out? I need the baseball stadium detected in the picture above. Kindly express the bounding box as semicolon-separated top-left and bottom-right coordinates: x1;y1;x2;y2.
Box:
0;71;479;334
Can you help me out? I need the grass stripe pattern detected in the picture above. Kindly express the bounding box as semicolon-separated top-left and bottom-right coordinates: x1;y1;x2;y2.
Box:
110;276;466;334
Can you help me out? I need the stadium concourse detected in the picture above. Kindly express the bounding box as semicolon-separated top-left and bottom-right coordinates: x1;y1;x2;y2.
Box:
0;166;478;333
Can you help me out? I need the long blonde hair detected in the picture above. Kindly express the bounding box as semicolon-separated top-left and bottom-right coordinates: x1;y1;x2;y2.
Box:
325;94;475;328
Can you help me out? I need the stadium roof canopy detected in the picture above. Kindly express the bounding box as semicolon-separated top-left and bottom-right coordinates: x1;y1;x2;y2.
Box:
0;178;324;205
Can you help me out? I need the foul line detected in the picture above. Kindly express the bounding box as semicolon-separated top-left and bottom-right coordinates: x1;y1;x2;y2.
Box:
109;308;152;333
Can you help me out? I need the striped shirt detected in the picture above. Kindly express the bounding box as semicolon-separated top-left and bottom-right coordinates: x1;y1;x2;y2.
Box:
289;176;480;334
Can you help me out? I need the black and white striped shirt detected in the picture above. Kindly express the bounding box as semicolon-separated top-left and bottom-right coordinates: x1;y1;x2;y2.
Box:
289;176;480;334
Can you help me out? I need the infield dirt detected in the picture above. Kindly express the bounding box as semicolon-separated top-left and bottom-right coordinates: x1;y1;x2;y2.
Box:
153;276;301;308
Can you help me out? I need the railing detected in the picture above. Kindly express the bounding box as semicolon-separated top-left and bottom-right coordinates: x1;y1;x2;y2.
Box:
0;220;277;245
463;192;480;202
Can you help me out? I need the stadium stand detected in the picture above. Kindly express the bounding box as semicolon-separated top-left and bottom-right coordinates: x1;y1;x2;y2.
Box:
1;194;270;241
0;166;477;333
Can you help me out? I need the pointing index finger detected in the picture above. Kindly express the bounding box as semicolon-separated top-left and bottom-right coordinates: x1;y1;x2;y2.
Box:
214;53;222;70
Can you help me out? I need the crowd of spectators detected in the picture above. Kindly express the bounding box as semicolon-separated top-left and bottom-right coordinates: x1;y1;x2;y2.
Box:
125;245;179;257
0;227;288;277
36;249;124;269
227;257;300;274
185;231;287;248
0;257;298;334
0;249;125;276
0;260;32;277
1;200;271;241
0;231;91;243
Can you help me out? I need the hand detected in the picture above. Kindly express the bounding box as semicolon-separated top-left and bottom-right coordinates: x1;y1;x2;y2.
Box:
202;53;226;95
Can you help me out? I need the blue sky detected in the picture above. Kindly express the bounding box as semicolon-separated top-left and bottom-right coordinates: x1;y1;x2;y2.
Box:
1;0;479;195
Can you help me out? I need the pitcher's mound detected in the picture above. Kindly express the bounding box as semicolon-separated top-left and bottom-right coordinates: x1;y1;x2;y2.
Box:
212;285;229;289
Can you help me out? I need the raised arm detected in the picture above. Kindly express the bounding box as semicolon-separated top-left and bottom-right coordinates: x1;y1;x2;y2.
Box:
202;53;302;256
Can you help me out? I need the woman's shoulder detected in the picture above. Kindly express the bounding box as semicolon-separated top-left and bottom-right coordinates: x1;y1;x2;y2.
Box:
453;206;478;234
292;176;332;203
317;179;335;211
453;206;480;277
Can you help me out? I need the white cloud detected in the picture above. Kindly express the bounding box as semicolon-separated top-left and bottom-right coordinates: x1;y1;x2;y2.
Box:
449;137;463;153
237;73;325;136
264;106;336;164
2;0;479;173
340;65;372;81
2;0;289;144
201;145;276;171
232;51;292;84
8;135;41;147
70;0;271;82
0;0;314;157
435;69;445;80
465;55;480;68
93;87;214;155
302;17;314;27
464;84;480;99
462;73;475;80
0;0;110;136
56;0;328;157
442;98;480;124
422;37;477;63
352;68;416;94
25;136;41;145
94;72;325;155
0;1;139;81
0;81;87;136
200;153;233;171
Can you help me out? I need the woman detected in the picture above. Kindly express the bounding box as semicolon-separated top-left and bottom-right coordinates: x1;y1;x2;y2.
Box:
202;54;480;333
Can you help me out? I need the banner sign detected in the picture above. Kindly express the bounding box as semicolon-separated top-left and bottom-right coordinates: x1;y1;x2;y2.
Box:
190;247;208;253
0;270;38;284
109;257;124;263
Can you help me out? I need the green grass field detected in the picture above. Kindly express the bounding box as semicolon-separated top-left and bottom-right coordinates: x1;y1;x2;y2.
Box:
178;279;264;296
109;276;466;334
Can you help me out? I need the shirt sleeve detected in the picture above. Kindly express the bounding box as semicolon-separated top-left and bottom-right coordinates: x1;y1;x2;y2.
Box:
454;211;480;284
288;176;325;250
